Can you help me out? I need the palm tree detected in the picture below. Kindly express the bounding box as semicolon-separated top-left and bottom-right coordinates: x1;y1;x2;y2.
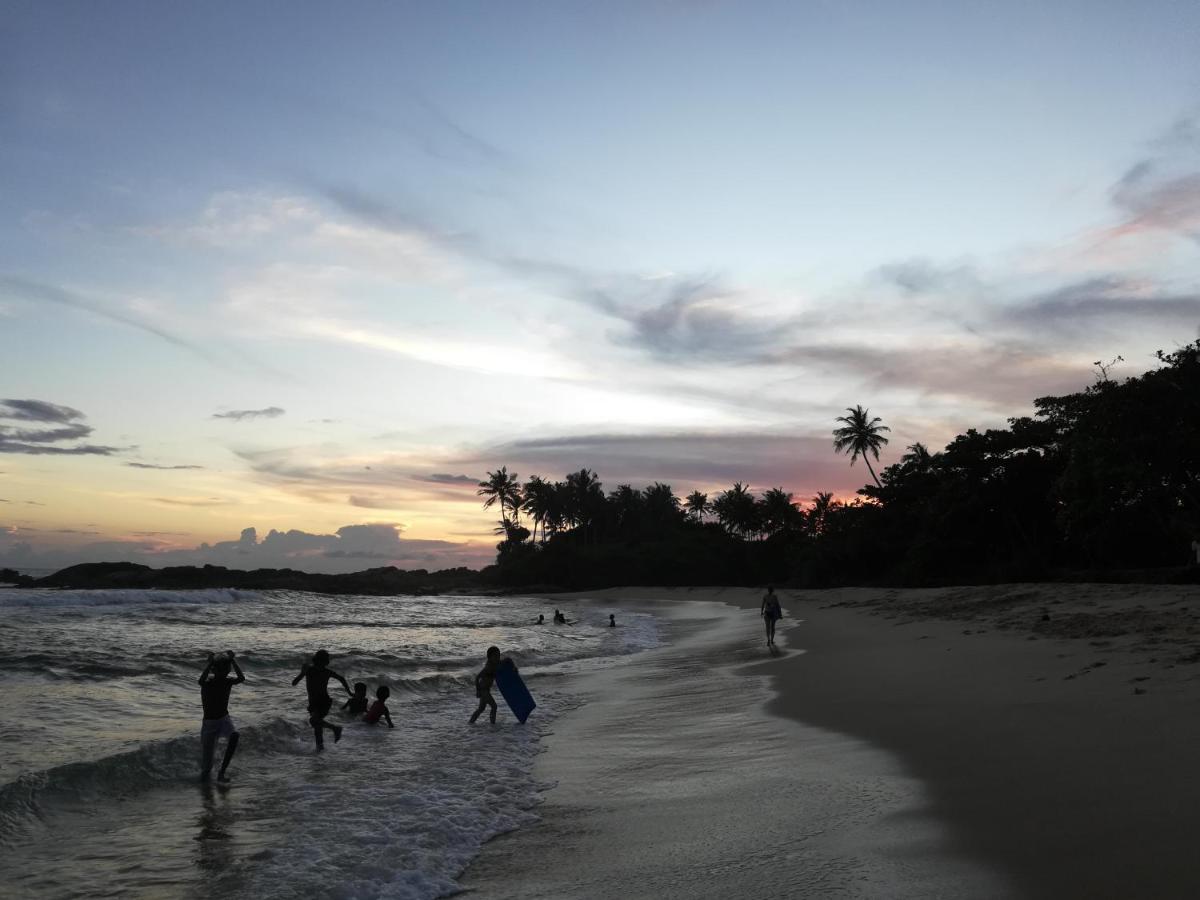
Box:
713;482;757;539
809;491;835;536
643;482;681;527
522;475;555;543
761;487;801;535
685;490;710;522
901;442;933;470
833;405;891;487
477;467;522;526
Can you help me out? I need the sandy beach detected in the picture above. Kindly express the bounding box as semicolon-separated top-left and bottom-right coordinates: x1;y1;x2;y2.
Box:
462;584;1200;899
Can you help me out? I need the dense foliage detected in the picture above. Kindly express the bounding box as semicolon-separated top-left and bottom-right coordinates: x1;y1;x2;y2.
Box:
481;342;1200;589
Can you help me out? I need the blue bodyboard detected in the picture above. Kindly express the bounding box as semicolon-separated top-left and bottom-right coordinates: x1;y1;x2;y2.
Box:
495;659;536;723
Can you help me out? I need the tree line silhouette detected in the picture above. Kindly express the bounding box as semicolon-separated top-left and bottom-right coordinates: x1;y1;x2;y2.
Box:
479;341;1200;589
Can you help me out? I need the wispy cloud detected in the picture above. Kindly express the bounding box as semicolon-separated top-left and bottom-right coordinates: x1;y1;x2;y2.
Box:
125;462;205;470
152;497;230;507
0;276;219;363
212;407;285;422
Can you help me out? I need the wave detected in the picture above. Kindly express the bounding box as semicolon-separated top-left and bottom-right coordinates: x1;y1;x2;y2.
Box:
0;588;258;608
0;717;307;846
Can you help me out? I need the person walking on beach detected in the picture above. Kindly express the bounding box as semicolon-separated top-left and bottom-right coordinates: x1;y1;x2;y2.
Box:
469;646;502;725
198;651;244;781
292;649;352;750
761;586;782;646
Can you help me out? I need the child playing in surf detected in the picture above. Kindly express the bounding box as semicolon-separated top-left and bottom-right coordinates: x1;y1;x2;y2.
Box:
469;646;502;725
363;685;394;728
342;682;369;716
761;586;782;646
198;651;244;781
292;649;353;750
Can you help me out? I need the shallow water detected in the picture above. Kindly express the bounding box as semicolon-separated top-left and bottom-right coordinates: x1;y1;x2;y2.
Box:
0;589;658;899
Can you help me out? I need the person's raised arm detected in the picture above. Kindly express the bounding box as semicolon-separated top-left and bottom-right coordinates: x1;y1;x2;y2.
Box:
229;652;246;684
198;652;214;685
291;663;308;686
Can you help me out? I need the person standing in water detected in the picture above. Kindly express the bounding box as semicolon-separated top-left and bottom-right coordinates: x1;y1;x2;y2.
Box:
292;649;352;750
609;614;616;627
198;651;244;781
760;586;782;646
469;646;502;725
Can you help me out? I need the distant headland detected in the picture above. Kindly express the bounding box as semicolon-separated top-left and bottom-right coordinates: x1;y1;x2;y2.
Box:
0;562;488;594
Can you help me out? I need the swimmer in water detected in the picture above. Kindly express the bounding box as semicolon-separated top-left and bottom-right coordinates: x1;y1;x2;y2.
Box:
342;682;369;716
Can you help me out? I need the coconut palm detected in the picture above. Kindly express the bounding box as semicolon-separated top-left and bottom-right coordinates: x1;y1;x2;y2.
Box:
643;482;681;527
684;490;710;522
522;475;555;543
761;487;801;535
477;467;522;526
808;491;835;536
901;442;933;471
713;482;757;539
833;405;891;487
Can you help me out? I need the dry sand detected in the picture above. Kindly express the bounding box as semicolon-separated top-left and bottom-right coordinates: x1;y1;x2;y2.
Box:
461;583;1200;899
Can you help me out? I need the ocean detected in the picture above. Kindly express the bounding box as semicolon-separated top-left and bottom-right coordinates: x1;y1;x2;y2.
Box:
0;588;660;899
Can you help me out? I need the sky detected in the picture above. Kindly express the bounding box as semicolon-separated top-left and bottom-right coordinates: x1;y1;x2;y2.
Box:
2;1;1200;573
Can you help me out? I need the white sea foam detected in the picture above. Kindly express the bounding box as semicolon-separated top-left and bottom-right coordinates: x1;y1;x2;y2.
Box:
0;590;660;898
0;587;258;607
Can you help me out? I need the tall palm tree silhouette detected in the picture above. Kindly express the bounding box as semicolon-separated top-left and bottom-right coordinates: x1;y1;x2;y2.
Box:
833;405;890;487
522;475;554;543
685;490;709;522
477;467;522;527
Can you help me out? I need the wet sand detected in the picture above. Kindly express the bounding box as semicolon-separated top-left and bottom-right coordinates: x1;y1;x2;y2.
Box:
462;584;1200;899
460;592;1007;898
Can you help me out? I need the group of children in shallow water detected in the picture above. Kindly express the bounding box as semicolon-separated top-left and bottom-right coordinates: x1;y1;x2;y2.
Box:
197;608;613;781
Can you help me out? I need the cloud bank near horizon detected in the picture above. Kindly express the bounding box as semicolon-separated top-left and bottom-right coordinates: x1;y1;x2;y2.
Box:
0;521;493;574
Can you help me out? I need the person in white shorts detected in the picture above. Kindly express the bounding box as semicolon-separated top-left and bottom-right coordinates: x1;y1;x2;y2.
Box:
199;651;245;781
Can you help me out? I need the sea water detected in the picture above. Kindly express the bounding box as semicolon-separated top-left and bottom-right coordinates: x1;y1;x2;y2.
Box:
0;589;659;899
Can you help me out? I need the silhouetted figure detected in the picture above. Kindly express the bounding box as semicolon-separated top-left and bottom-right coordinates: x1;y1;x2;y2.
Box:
609;614;616;627
761;586;782;646
554;609;570;624
342;682;369;716
363;685;394;728
536;614;545;624
292;649;352;750
469;646;502;725
199;651;244;781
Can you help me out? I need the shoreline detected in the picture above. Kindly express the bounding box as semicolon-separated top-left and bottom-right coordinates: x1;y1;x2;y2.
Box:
459;589;1006;898
752;584;1200;899
462;583;1200;898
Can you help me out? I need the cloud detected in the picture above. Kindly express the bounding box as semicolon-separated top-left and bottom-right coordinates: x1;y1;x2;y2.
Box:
125;462;205;470
2;522;492;573
0;399;82;424
761;340;1091;407
0;399;120;456
152;497;230;507
1097;114;1200;245
1009;276;1200;332
212;406;286;421
0;276;219;363
455;429;859;495
348;494;403;509
421;473;477;484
